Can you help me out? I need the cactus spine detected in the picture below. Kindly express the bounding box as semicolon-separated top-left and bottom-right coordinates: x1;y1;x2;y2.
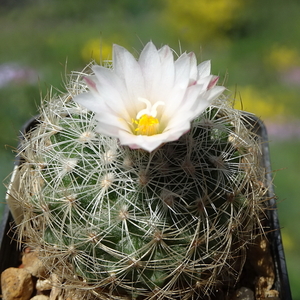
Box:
13;67;266;300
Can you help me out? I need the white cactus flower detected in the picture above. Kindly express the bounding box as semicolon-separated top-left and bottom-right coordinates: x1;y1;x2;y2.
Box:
74;42;225;152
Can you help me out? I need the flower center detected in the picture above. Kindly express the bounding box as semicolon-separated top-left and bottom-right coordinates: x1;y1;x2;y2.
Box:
132;98;165;136
134;114;159;136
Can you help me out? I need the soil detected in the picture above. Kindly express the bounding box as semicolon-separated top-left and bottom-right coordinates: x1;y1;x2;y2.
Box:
0;238;280;300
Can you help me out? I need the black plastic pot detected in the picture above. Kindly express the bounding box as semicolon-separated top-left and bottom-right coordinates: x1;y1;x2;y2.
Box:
248;115;292;300
0;115;292;299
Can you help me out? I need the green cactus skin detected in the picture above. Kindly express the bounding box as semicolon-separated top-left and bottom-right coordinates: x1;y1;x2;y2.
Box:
14;70;267;300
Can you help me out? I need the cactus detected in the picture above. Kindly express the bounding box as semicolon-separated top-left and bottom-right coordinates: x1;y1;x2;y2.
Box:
11;44;266;299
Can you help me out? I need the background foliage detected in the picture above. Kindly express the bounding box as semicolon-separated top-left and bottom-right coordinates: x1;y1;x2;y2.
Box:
1;0;299;298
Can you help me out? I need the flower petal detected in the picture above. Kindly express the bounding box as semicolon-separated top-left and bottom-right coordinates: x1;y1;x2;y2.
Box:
118;130;164;151
74;91;106;114
197;60;211;77
138;42;161;95
91;66;134;120
118;124;191;152
139;42;175;103
187;52;198;83
97;111;130;131
204;86;226;102
174;52;193;89
113;44;146;106
159;53;194;117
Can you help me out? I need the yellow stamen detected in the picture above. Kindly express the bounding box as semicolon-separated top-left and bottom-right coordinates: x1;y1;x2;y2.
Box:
133;114;159;136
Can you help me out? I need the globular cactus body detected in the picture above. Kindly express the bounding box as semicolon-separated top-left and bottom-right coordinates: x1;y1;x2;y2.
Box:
13;71;265;299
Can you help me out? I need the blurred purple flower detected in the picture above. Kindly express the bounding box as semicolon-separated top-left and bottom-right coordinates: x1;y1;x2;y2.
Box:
0;63;37;88
266;121;300;140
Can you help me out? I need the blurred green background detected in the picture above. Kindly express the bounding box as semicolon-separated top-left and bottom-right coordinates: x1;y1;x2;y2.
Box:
1;0;299;298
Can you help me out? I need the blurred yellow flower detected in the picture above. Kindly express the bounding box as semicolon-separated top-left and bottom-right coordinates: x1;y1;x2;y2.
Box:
81;38;127;64
81;39;112;64
281;231;294;251
163;0;243;43
265;44;300;72
233;86;285;120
